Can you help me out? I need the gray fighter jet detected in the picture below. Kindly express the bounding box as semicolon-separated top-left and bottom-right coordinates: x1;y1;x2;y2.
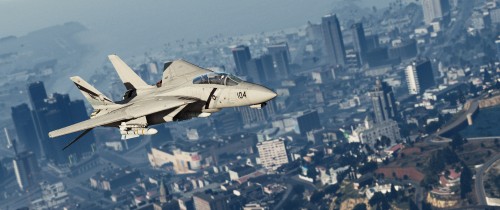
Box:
48;55;277;149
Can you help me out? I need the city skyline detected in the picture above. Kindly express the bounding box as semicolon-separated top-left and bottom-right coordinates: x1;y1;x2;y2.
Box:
3;0;500;209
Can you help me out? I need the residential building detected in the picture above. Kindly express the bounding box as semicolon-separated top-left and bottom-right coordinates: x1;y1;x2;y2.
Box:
148;147;203;174
422;0;450;24
90;167;141;191
256;139;289;170
349;117;401;147
31;182;69;209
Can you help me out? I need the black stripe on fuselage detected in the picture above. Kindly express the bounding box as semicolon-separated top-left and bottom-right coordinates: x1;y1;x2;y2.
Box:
205;88;217;109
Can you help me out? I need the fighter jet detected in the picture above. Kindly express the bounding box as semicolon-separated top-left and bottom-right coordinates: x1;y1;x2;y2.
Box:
48;55;277;149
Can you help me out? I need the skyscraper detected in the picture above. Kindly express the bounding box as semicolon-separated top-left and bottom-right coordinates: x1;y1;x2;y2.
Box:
405;59;436;95
322;14;346;66
297;111;322;135
42;94;95;165
11;104;41;158
422;0;450;24
246;58;265;83
13;151;40;191
232;45;252;76
267;42;291;79
18;81;95;165
260;54;276;82
369;80;398;123
351;23;368;64
28;81;48;110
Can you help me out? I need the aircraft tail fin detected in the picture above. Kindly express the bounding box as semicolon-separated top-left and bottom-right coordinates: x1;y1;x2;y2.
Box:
70;76;115;110
108;55;151;90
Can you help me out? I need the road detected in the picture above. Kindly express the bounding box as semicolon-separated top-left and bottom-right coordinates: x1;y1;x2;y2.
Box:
273;184;293;210
436;100;479;137
475;153;500;205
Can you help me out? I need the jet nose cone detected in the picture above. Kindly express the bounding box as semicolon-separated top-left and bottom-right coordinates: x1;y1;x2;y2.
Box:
263;89;278;101
254;86;277;103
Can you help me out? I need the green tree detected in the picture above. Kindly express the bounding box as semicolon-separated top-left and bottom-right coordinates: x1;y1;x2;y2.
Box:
450;133;465;151
422;201;432;210
409;198;419;210
369;192;385;206
353;203;367;210
389;184;398;201
427;153;445;174
460;164;473;199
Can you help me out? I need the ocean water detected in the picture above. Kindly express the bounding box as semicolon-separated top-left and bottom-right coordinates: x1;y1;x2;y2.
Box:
460;106;500;138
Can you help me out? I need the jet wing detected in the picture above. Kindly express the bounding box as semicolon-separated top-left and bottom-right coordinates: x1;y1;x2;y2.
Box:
162;60;212;87
48;96;196;138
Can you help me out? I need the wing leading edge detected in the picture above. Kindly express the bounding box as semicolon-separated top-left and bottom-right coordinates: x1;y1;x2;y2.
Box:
48;96;196;138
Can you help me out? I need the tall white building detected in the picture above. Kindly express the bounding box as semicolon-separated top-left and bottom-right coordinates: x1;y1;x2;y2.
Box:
256;139;289;170
422;0;450;24
12;151;39;191
405;60;435;95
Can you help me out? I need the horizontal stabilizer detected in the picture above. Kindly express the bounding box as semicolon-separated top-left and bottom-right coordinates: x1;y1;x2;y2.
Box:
70;76;114;110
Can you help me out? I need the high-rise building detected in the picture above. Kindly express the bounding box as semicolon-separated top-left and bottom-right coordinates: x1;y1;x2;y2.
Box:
267;43;291;79
260;54;276;82
369;80;398;123
256;139;289;170
28;82;49;158
405;59;436;95
351;23;368;64
19;81;95;165
246;58;265;83
232;45;252;76
297;111;322;135
41;94;95;165
28;81;48;110
422;0;450;24
13;151;40;191
321;14;346;66
11;104;41;157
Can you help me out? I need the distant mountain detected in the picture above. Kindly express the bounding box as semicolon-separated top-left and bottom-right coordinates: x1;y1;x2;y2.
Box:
0;22;89;75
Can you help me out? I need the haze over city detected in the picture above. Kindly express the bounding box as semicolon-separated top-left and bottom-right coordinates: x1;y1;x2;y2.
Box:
2;0;500;210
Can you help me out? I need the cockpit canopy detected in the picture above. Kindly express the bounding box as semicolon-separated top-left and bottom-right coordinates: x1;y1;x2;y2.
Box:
192;72;242;86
